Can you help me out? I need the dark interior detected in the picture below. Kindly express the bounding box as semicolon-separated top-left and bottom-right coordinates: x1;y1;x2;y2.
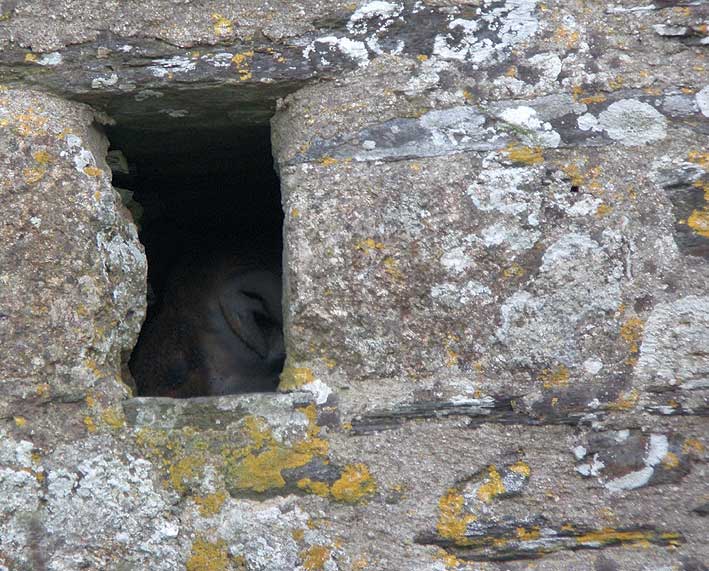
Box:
106;124;284;397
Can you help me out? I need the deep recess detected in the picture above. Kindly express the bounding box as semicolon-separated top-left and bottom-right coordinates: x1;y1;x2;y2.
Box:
106;122;283;396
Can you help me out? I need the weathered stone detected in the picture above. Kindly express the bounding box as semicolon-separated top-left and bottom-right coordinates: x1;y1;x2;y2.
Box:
1;0;708;569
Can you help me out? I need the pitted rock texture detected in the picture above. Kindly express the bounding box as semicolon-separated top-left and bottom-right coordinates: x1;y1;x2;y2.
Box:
1;1;708;570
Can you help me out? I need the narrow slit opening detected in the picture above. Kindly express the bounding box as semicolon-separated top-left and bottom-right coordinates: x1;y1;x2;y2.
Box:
106;123;284;397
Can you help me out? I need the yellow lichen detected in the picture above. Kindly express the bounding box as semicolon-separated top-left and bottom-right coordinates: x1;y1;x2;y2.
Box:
322;357;336;369
383;256;404;280
279;365;315;390
22;166;46;184
661;452;680;469
596;203;613;217
561;164;585;187
83;416;96;433
682;438;705;455
476;465;505;504
579;94;607;105
687;207;709;238
186;537;229;571
36;383;49;397
620;316;644;354
14;416;27;428
355;238;385;253
515;526;541;540
24;53;38;63
32;150;52;164
211;13;233;37
291;207;300;218
297;478;330;497
416;54;429;62
169;455;204;494
301;545;331;571
688;151;709;170
502;263;525;279
539;365;570;389
575;528;679;548
231;50;254;80
508;461;531;478
330;463;376;504
194;490;228;517
223;407;329;493
607;389;639;411
319;156;338;167
437;488;475;545
100;407;125;430
83;166;103;177
504;143;543;165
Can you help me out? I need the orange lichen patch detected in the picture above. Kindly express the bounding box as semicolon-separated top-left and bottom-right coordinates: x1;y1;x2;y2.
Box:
211;13;233;37
301;545;331;571
553;26;580;48
352;555;369;570
502;263;525;279
319;155;338;167
13;416;27;428
607;389;640;412
355;238;385;253
516;526;541;541
661;452;680;469
504;142;543;165
100;406;126;430
608;75;624;90
579;94;607;105
292;528;305;541
223;406;330;493
83;166;103;177
539;365;570;389
231;50;254;80
290;207;300;218
437;488;476;545
508;461;531;478
194;490;228;517
620;316;644;354
687;205;709;238
330;463;376;504
688;151;709;170
14;108;48;136
682;438;705;455
476;465;506;504
383;256;404;280
83;416;97;433
595;203;613;217
169;455;204;494
32;150;52;164
297;478;330;497
561;163;585;187
22;166;46;184
279;365;315;390
575;528;680;548
187;537;229;571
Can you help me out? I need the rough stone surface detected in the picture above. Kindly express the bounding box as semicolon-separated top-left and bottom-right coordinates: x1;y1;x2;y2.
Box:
1;1;708;570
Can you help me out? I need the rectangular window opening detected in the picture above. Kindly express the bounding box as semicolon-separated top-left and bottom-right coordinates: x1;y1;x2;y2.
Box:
106;123;284;398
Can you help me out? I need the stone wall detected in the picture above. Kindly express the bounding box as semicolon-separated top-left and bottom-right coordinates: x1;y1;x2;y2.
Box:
1;1;707;570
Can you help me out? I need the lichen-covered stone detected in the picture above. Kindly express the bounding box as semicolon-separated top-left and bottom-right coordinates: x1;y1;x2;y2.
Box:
1;0;708;569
